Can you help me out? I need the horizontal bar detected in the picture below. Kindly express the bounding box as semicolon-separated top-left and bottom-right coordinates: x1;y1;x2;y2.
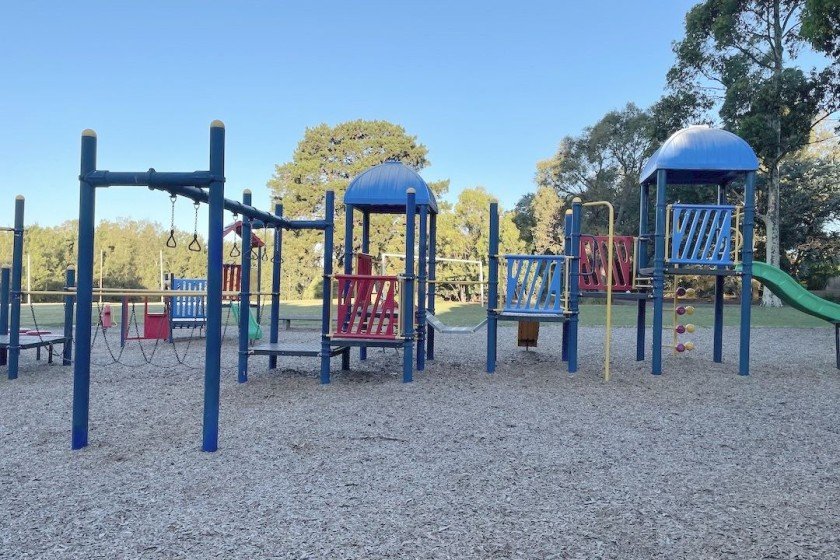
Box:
85;170;216;188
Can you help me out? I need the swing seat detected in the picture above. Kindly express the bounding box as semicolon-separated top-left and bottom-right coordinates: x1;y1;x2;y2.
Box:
144;312;169;340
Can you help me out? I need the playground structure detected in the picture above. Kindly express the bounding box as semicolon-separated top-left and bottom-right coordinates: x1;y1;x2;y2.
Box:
68;122;338;453
637;125;839;374
2;123;838;457
0;197;75;376
327;161;435;383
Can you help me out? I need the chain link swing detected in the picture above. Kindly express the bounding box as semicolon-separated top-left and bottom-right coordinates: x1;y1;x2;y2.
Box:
188;201;202;252
166;195;178;248
229;213;241;258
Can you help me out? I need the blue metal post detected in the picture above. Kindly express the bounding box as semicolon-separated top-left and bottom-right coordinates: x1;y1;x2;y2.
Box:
0;266;9;367
63;266;75;365
319;191;335;384
72;130;97;449
342;204;353;370
255;246;263;324
639;183;649;271
561;209;572;362
486;202;499;373
568;198;582;374
416;206;428;370
202;120;225;452
237;190;252;383
427;212;437;360
739;171;756;375
402;189;416;383
268;203;282;370
360;211;369;362
636;299;646;361
7;196;24;380
651;170;667;375
713;184;726;363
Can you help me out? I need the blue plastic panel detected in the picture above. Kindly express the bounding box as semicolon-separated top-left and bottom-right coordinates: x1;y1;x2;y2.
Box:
503;255;565;314
171;277;207;320
670;204;735;265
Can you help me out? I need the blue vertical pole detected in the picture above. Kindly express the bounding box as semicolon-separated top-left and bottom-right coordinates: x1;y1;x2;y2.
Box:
360;211;369;362
427;212;437;360
342;204;353;370
416;206;427;371
63;266;75;365
72;130;97;449
561;209;572;362
0;266;9;367
343;204;354;275
486;202;499;373
638;183;649;272
202;120;225;452
713;184;726;363
402;189;416;383
268;203;282;370
237;190;252;383
637;183;649;362
636;299;646;361
739;171;755;376
568;198;582;374
651;170;667;375
7;196;24;380
319;191;335;384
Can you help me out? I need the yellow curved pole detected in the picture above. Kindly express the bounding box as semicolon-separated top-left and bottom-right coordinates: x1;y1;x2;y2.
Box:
582;201;615;381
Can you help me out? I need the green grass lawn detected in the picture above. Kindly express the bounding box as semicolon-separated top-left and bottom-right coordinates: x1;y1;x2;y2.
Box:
15;298;833;329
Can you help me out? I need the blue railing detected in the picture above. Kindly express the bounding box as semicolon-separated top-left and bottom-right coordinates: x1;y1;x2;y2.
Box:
171;277;207;321
669;204;736;266
503;255;565;314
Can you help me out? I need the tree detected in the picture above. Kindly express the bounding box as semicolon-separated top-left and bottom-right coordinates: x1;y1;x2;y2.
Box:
774;128;840;287
667;0;839;305
267;120;441;298
535;103;662;235
531;186;565;254
434;187;525;302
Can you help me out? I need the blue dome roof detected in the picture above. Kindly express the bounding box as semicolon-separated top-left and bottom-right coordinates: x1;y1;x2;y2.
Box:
344;161;438;214
640;125;759;185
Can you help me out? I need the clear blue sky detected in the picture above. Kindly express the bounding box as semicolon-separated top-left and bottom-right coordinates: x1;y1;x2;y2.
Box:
0;0;698;233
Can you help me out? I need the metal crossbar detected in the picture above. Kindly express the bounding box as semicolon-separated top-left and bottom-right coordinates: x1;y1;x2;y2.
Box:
580;235;635;291
503;255;565;314
669;204;735;265
333;274;399;339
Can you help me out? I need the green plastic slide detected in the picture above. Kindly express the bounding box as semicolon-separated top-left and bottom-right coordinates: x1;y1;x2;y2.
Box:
737;262;840;324
230;302;264;341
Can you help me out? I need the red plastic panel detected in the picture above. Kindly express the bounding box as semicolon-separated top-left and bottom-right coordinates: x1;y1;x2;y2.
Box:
356;253;373;276
579;235;635;291
333;274;399;340
222;264;242;300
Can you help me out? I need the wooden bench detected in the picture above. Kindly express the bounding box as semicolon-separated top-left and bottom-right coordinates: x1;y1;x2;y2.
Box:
277;315;321;330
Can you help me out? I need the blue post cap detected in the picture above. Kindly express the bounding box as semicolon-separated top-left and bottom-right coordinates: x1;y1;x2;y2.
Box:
82;129;97;137
211;120;225;128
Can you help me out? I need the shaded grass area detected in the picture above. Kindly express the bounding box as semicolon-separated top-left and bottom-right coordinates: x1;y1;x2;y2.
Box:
18;297;832;329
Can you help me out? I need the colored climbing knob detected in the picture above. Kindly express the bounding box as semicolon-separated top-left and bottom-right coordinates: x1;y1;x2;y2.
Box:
677;306;686;316
676;324;686;334
676;286;686;298
684;341;695;351
685;288;696;298
685;323;696;333
676;343;686;353
684;305;695;316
